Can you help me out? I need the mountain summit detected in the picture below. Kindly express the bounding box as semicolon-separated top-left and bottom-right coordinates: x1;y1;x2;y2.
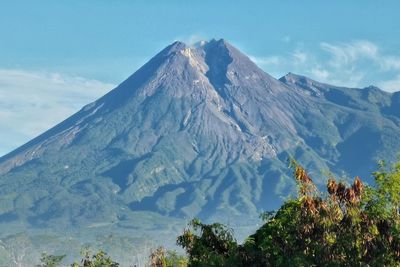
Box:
0;39;399;237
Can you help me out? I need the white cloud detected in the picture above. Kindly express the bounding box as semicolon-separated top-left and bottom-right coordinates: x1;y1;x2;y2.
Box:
321;40;379;68
377;75;400;92
0;69;115;156
249;55;282;66
252;39;400;92
320;41;400;73
379;56;400;71
174;33;207;46
249;51;309;68
310;68;330;81
292;50;308;65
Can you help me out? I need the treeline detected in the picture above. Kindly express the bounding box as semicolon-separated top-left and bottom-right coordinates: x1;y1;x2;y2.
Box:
36;248;188;267
38;160;400;266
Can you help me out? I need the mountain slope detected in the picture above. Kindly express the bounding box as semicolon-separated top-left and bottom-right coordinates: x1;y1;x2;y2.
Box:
280;73;400;176
0;40;399;236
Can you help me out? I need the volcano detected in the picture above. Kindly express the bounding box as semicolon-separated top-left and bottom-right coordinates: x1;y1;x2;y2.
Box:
0;39;399;238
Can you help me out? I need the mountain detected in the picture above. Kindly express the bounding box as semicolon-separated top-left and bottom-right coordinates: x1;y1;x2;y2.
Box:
0;39;399;254
280;73;400;176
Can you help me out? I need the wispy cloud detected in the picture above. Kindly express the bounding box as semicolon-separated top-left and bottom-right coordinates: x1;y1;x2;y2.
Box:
249;55;282;66
292;50;308;65
174;33;207;45
377;75;400;92
379;56;400;71
310;68;330;81
321;40;379;67
0;69;115;156
251;40;400;92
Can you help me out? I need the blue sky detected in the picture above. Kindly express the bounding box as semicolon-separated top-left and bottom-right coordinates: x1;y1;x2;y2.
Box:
1;0;400;155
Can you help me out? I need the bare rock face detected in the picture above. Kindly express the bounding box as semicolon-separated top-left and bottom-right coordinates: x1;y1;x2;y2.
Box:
0;39;399;233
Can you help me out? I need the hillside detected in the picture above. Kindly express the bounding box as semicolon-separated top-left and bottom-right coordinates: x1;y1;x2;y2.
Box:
0;39;399;251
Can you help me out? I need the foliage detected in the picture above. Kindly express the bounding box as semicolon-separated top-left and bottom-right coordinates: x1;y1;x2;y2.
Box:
369;160;400;218
165;250;188;267
36;252;65;267
36;247;188;267
177;218;240;266
148;247;188;267
177;159;400;266
70;249;119;267
148;246;167;267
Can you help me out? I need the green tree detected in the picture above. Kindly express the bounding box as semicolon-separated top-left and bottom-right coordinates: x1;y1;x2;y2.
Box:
178;160;400;266
71;249;119;267
36;253;65;267
164;250;188;267
177;218;239;266
369;160;400;218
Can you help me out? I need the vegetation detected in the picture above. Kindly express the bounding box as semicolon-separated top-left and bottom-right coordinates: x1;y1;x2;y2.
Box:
70;249;120;267
33;159;399;266
177;159;400;266
33;247;187;267
36;253;65;267
148;247;188;267
176;219;238;266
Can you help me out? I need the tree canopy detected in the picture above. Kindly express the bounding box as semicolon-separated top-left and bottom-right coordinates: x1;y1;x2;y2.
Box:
177;160;400;266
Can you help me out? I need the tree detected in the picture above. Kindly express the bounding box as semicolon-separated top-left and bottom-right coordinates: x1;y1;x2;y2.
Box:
147;247;188;267
71;249;119;267
177;160;400;266
177;218;239;266
148;246;167;267
164;250;188;267
36;253;65;267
